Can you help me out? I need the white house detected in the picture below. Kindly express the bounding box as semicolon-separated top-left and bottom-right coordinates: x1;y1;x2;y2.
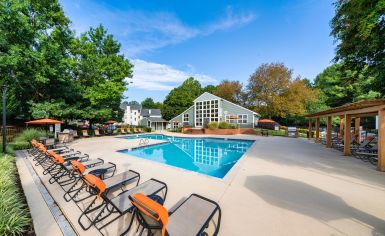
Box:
122;104;142;126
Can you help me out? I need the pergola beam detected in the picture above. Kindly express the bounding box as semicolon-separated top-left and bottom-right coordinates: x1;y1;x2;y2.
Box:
315;117;320;143
354;117;361;143
308;118;313;141
378;110;385;171
343;114;351;156
326;116;332;148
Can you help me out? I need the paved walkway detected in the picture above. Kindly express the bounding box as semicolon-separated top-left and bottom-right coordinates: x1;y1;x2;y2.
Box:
20;133;385;235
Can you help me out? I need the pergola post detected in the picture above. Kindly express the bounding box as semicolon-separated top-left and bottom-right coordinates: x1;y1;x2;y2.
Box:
308;118;313;141
378;110;385;171
343;114;351;156
354;117;361;143
315;117;320;143
339;115;344;138
326;116;332;148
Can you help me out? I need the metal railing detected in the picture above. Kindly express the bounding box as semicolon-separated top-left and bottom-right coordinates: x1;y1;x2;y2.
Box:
139;138;150;146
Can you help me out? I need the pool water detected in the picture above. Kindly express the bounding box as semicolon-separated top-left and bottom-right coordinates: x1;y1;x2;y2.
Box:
118;134;254;178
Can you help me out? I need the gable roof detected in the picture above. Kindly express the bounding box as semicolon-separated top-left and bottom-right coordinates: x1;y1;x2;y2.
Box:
196;92;260;116
140;109;161;117
129;104;142;110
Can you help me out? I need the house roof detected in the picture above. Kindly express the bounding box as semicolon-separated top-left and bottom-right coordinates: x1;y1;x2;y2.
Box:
140;109;161;117
195;92;261;116
143;117;168;122
129;104;142;110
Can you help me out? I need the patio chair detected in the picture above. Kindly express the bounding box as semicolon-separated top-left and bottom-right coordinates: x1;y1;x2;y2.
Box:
121;128;127;134
129;193;221;236
73;130;79;138
63;160;117;202
351;138;375;155
77;175;167;232
94;129;102;137
354;144;378;164
41;150;89;175
82;130;91;138
48;156;104;185
112;129;118;135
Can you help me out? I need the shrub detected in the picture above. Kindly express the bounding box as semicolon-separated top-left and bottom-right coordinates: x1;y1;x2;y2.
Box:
228;123;237;129
0;155;31;235
208;122;219;130
218;121;229;129
9;141;30;151
14;128;47;143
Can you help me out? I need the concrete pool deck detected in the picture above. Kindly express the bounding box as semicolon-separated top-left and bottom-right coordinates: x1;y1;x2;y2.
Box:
20;133;385;235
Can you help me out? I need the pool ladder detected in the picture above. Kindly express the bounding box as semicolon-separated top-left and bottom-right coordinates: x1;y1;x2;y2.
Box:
139;138;150;146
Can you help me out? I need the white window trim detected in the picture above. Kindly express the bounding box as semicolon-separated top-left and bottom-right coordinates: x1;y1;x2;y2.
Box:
237;114;248;124
194;99;219;127
183;113;189;123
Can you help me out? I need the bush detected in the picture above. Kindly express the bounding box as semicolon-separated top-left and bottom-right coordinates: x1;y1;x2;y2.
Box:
9;141;31;151
218;121;229;129
14;128;47;143
228;123;237;129
207;122;219;130
0;155;31;235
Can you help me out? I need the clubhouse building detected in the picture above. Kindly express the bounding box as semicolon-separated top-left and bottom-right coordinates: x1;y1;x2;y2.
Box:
170;92;260;129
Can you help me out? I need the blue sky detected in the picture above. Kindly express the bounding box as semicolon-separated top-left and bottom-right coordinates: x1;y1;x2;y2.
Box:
60;0;335;103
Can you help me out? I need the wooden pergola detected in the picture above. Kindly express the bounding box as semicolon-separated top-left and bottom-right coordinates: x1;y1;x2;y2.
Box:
306;98;385;171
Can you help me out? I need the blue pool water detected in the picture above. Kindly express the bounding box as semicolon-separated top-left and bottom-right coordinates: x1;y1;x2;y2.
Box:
118;134;254;178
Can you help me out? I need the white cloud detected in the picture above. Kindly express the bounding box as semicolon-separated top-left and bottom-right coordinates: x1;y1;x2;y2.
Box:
61;1;256;56
129;59;217;91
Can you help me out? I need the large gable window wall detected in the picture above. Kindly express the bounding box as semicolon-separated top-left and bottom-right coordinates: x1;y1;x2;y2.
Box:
195;100;219;127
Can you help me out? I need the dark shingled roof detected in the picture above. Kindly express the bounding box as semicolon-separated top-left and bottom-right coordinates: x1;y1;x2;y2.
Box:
140;109;161;117
145;117;168;122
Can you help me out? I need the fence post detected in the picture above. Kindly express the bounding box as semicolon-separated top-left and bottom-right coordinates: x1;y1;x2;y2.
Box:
2;86;7;154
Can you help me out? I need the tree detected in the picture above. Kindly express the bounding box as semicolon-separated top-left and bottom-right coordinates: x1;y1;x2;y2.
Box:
331;0;385;95
141;98;162;109
246;63;317;118
0;0;74;118
162;77;202;120
71;25;133;122
214;80;243;104
202;85;217;94
314;64;380;107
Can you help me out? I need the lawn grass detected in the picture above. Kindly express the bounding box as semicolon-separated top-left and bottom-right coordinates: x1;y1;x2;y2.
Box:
0;155;32;236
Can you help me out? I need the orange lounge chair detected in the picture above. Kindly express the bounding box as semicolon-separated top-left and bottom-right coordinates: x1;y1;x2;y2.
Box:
82;130;90;138
129;193;221;236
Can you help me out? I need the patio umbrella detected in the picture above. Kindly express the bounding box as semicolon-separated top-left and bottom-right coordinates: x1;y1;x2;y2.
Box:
105;120;118;124
258;119;276;123
25;118;64;125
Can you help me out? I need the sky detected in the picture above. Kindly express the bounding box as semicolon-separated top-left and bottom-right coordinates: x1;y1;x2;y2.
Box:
60;0;335;103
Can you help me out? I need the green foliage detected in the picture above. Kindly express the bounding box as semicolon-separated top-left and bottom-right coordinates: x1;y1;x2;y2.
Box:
162;77;203;120
9;142;30;151
0;155;31;235
71;25;133;121
0;0;74;118
202;85;217;94
13;128;47;143
207;122;219;130
141;98;162;109
331;0;385;95
0;1;132;121
218;121;229;129
228;123;238;129
314;64;380;108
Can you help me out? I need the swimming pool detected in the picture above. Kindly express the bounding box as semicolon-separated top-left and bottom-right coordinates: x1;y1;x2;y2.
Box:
118;134;255;178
